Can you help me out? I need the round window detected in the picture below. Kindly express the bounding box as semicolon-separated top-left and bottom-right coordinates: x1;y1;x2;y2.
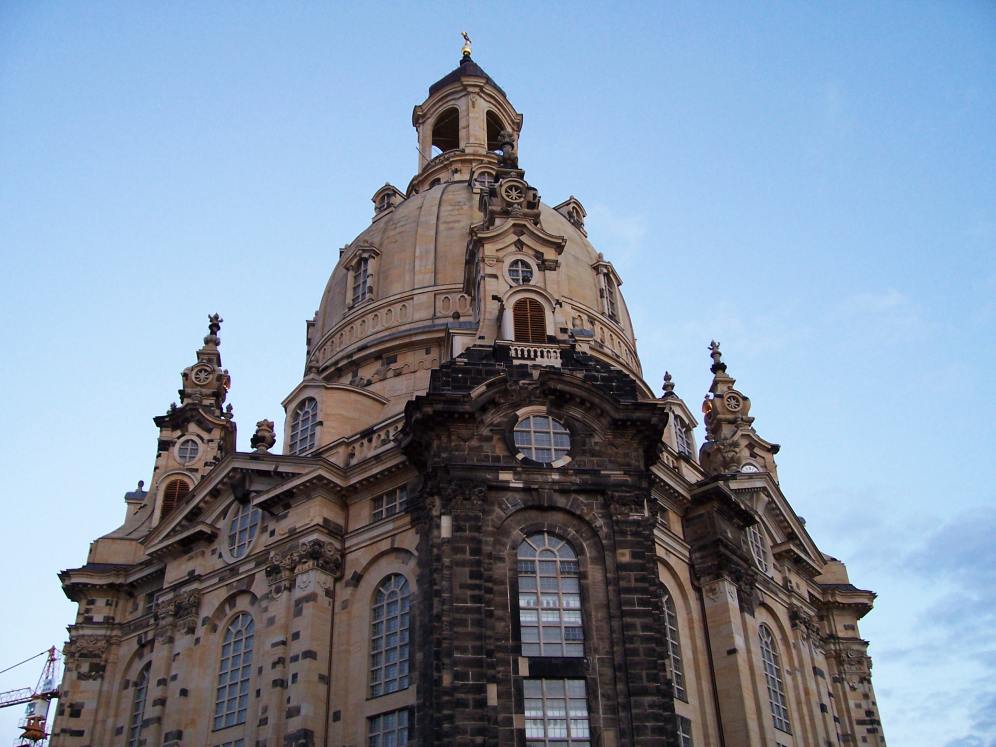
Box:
227;502;261;560
508;259;533;285
176;438;199;464
513;415;570;464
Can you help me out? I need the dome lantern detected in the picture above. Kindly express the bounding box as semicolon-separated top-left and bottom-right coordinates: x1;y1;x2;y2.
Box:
411;50;523;192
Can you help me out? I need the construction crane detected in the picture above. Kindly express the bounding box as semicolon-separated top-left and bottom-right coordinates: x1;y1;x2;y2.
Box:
0;648;60;746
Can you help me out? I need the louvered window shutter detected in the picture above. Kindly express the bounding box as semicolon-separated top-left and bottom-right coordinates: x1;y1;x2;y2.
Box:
161;478;190;519
513;298;546;343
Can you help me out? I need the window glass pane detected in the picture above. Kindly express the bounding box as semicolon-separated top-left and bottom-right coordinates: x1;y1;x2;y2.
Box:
661;589;687;701
289;398;319;455
514;416;570;464
370;575;412;697
522;679;589;746
213;613;254;730
759;625;791;732
227;502;260;559
368;708;411;747
517;533;584;657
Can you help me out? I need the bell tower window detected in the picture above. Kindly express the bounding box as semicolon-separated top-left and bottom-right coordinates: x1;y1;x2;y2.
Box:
513;298;547;343
431;107;460;155
486;110;506;151
160;478;190;519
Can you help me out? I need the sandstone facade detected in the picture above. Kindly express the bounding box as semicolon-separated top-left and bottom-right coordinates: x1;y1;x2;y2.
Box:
51;51;885;747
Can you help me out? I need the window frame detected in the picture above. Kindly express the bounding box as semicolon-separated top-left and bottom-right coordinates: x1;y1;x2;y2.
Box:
289;397;319;455
747;523;770;574
213;613;255;732
126;662;151;747
176;437;200;464
522;678;591;746
368;707;412;747
758;624;792;733
225;501;261;560
507;258;535;286
516;532;584;658
369;574;413;698
512;415;571;466
661;587;687;702
371;486;409;523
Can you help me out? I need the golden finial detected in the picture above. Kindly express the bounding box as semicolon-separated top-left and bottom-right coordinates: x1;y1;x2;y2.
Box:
461;31;472;58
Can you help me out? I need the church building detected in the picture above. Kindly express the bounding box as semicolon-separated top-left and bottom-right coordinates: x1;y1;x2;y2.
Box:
52;46;886;747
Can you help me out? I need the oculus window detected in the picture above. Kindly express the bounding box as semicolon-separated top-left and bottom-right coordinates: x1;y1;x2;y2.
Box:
513;415;570;465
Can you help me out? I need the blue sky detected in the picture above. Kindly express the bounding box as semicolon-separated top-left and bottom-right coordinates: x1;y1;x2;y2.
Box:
1;3;993;744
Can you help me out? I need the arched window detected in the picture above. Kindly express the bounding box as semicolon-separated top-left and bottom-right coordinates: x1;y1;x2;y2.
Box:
758;624;791;733
289;398;318;455
747;523;769;573
661;587;687;701
160;478;190;519
214;613;255;730
370;574;412;697
486;111;506;151
431;107;459;154
227;502;260;559
126;662;150;747
513;298;546;343
517;532;583;657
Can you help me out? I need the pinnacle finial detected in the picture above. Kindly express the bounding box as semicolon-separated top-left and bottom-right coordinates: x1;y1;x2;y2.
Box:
662;371;676;397
461;31;472;59
204;313;223;346
709;340;727;374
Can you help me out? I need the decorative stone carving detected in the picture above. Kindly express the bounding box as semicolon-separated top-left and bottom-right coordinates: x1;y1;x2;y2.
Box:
789;604;825;652
63;635;112;680
154;590;201;637
266;540;344;595
251;419;276;453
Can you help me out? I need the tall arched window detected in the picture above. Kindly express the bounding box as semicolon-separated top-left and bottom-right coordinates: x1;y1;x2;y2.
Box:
431;107;459;154
758;624;791;733
747;524;769;573
160;478;190;519
517;532;583;657
126;662;150;747
513;298;546;343
214;613;255;730
370;574;412;697
289;398;318;455
661;587;687;701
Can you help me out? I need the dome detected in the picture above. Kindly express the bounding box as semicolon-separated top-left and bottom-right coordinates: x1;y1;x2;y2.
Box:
307;180;639;378
284;55;647;451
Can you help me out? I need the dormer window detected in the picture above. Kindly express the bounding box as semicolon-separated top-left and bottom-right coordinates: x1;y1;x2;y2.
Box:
604;276;618;320
352;257;370;306
592;258;622;323
344;244;379;309
376;193;393;213
674;417;693;457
